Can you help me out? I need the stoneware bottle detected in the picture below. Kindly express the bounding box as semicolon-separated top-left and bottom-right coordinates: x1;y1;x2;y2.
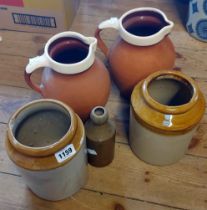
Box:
130;70;205;166
186;0;207;42
95;7;175;97
5;99;87;201
85;106;116;167
25;31;111;121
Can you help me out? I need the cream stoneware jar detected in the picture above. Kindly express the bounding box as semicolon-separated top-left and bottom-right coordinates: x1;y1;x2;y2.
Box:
130;70;205;166
5;99;87;201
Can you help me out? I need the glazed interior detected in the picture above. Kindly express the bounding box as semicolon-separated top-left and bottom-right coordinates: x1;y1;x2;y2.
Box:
12;102;71;148
122;11;169;36
148;75;194;106
48;37;89;64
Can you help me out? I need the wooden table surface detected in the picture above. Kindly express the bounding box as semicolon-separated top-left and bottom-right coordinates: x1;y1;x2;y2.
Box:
0;0;207;210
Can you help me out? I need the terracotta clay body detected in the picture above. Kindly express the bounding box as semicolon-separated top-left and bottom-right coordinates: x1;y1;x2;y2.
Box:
85;106;116;167
95;8;175;97
130;71;205;165
25;32;111;120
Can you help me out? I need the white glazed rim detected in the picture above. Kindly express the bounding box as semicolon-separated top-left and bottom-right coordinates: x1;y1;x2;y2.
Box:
44;31;97;74
119;7;174;46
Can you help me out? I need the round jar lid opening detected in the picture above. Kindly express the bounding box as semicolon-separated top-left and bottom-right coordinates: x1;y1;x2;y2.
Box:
94;107;105;116
13;104;71;148
90;106;108;125
148;75;194;106
142;71;199;114
8;99;77;157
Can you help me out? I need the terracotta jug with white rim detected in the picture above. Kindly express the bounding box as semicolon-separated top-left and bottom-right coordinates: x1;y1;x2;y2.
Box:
95;7;176;97
25;31;111;120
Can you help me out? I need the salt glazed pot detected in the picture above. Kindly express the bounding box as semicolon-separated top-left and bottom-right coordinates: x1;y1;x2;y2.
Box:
5;99;87;201
95;7;175;97
85;106;116;167
25;31;111;121
130;70;205;166
186;0;207;42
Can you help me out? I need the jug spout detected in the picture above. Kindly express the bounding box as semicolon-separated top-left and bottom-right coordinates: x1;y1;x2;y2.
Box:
156;8;174;36
84;36;97;54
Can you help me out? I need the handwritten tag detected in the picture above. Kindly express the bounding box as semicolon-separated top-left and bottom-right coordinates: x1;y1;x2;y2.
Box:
55;144;76;163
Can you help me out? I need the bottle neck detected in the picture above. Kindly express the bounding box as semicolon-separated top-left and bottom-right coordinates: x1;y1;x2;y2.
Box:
90;106;108;125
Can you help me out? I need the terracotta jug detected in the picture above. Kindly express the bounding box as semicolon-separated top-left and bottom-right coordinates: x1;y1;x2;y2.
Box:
95;7;176;97
25;31;111;120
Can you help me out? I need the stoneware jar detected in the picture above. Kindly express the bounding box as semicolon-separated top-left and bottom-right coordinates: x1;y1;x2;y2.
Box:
25;31;111;121
5;99;87;201
130;70;205;166
186;0;207;42
95;7;175;97
85;106;116;167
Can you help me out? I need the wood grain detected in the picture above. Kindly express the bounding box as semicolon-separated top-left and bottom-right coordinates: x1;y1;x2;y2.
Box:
0;0;207;209
0;172;178;210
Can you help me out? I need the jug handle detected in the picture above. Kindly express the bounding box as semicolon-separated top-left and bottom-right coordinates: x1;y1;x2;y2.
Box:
24;54;49;94
95;17;119;56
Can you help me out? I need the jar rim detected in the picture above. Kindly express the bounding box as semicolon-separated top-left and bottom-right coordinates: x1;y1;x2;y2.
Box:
142;70;199;114
131;70;206;134
7;99;78;157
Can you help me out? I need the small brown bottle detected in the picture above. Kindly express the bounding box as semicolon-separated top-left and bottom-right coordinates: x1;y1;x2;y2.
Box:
85;106;116;167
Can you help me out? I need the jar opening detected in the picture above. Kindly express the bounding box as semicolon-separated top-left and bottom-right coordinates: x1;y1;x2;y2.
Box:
94;107;105;116
13;102;71;148
148;75;194;106
90;106;108;125
48;37;89;64
122;11;169;37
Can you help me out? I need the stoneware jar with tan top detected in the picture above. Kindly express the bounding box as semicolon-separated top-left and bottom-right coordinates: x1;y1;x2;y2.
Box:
25;31;111;121
95;7;175;97
5;99;87;201
130;70;205;166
